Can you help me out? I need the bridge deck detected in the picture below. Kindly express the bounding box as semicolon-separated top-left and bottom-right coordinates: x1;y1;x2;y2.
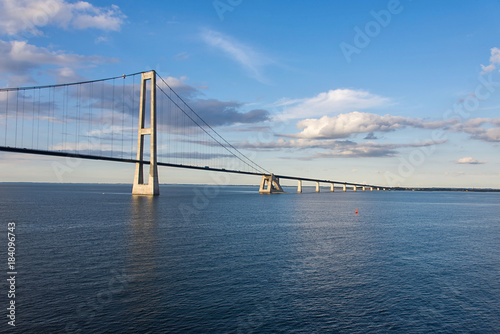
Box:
0;146;386;189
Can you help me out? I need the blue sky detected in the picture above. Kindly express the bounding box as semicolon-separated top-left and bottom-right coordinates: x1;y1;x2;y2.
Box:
1;0;500;188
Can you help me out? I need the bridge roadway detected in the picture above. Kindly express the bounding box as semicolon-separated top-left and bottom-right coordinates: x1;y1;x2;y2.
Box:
0;146;391;191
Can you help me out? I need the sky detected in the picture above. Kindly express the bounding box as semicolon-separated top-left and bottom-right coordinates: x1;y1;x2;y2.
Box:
0;0;500;188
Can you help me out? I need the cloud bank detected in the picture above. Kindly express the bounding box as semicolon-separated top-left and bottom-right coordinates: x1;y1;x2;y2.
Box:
276;89;390;120
456;157;486;164
234;137;447;158
0;39;116;86
450;118;500;142
0;0;125;36
157;77;271;127
294;111;457;139
0;1;125;86
481;47;500;74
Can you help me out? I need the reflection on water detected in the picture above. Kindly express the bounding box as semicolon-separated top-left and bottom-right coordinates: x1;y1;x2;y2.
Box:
126;196;161;324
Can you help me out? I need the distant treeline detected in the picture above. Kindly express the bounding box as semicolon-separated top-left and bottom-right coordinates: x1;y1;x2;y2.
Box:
393;188;500;192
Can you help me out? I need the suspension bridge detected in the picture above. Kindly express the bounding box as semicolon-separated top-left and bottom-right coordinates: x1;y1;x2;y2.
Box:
0;70;390;195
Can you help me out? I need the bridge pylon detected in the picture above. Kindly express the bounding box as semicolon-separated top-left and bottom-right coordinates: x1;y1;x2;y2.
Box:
259;174;284;194
132;71;160;196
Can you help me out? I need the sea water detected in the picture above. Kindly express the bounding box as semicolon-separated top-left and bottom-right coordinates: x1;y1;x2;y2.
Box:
0;183;499;333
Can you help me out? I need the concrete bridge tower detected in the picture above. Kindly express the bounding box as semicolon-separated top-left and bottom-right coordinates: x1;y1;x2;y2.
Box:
132;71;160;195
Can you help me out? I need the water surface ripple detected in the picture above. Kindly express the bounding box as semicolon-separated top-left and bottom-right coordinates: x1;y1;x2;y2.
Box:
0;184;499;333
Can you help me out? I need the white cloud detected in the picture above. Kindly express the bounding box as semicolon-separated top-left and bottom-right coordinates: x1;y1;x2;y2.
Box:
156;75;271;126
480;47;500;74
471;127;500;142
174;52;190;61
200;29;274;83
456;157;486;164
87;124;133;138
157;75;198;98
49;142;111;152
0;0;125;36
95;36;108;44
451;117;500;142
293;111;458;139
287;110;500;143
70;3;124;31
308;140;446;159
235;137;446;158
0;39;112;85
46;67;85;83
1;40;90;69
276;89;390;120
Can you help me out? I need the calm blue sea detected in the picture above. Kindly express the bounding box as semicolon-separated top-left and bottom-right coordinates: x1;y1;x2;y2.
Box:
0;183;499;333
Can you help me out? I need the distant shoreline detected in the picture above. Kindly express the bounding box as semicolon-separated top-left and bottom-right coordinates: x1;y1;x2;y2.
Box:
392;187;500;192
